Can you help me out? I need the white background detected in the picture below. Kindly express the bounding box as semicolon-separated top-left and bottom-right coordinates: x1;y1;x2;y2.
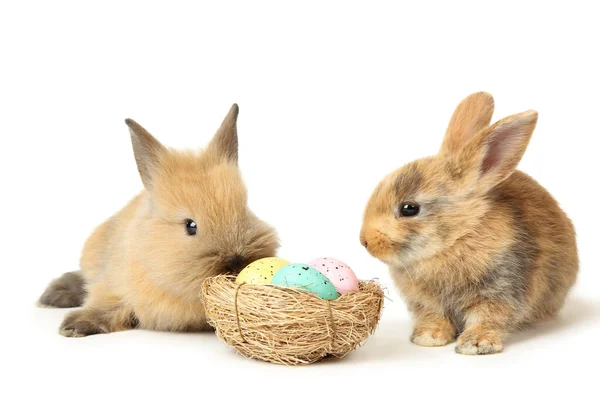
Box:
1;1;598;399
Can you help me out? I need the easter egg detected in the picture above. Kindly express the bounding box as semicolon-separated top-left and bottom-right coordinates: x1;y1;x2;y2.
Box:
308;257;359;294
271;263;339;300
235;257;290;285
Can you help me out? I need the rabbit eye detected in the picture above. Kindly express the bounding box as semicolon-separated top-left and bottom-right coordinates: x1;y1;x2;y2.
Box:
185;219;197;236
398;202;420;218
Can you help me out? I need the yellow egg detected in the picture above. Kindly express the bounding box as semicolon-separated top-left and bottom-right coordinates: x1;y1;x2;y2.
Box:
235;257;290;285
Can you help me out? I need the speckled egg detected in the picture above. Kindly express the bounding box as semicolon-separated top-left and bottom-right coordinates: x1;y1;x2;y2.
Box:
235;257;290;285
271;263;339;300
308;257;359;294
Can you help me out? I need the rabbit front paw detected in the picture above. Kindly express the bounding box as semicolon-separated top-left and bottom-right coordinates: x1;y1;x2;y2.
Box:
455;327;503;355
411;325;456;347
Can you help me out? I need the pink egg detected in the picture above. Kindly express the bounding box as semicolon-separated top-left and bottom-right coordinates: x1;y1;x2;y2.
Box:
307;257;359;294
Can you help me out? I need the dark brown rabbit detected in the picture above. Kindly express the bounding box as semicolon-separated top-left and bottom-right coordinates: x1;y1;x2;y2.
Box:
360;92;578;354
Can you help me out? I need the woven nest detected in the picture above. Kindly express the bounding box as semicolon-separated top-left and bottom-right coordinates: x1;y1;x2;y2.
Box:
200;275;384;365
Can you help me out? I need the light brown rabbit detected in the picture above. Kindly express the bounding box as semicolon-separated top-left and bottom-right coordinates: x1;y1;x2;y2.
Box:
39;104;279;336
360;92;578;355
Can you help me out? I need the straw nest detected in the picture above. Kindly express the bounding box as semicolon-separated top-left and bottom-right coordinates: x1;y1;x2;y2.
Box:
200;275;384;365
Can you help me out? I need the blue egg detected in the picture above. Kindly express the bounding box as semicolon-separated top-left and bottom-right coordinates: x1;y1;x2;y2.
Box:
271;263;339;300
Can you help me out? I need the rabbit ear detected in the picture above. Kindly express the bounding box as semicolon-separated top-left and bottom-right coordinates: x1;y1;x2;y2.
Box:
125;119;166;190
439;92;495;155
209;103;239;163
458;110;538;191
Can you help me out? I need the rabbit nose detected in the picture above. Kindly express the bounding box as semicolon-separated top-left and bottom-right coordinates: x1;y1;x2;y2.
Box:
360;232;368;248
225;254;245;273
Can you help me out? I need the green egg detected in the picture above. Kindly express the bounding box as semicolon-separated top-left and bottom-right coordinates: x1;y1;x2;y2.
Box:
271;263;339;300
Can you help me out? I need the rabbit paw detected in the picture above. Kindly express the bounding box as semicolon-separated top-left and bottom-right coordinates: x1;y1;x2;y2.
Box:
59;309;107;338
455;327;503;355
411;325;455;347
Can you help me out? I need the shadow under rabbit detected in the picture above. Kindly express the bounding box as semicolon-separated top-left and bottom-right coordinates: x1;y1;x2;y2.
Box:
335;295;600;363
506;296;600;346
330;317;448;364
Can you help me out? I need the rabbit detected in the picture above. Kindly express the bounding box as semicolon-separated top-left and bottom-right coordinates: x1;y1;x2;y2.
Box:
360;92;578;355
38;104;280;336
